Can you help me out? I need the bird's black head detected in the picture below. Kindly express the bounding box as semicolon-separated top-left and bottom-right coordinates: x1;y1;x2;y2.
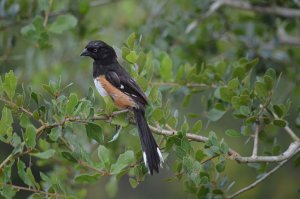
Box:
80;40;117;63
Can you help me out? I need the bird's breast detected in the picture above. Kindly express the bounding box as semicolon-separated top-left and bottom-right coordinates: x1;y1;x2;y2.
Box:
94;78;108;97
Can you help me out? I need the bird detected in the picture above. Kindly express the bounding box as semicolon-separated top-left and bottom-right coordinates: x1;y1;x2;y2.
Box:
80;40;164;175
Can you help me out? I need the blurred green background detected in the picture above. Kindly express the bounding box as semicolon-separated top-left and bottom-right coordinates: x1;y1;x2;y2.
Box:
1;0;300;198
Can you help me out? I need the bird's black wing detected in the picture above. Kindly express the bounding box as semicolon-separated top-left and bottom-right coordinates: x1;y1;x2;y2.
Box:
105;70;148;107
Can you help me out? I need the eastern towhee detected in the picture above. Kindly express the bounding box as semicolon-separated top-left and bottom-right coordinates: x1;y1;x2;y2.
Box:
80;40;164;175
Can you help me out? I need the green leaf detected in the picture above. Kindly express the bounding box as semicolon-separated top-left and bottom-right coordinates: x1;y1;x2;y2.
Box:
127;32;136;50
160;55;173;81
66;93;78;114
0;77;4;95
17;160;34;187
74;173;100;183
110;150;135;175
129;178;139;188
265;68;276;79
85;122;103;143
42;84;55;96
98;145;111;169
24;126;36;148
225;129;242;137
0;185;17;199
233;66;246;80
105;176;118;198
149;86;159;102
61;151;77;163
195;150;206;162
121;47;130;60
20;114;30;128
216;161;225;173
264;75;274;90
273;105;283;118
49;127;62;141
273;119;287;127
49;14;78;34
26;167;40;189
79;0;90;14
255;81;268;97
181;119;189;134
3;71;17;100
175;65;185;82
192;120;202;134
20;16;50;48
31;149;55;159
111;114;128;127
246;116;257;124
21;21;38;40
183;94;192;107
0;107;13;136
136;75;147;91
220;87;235;102
11;133;21;148
228;78;239;90
207;108;226;122
243;58;258;71
125;51;138;63
32;110;40;120
30;92;39;105
151;108;164;121
37;0;49;12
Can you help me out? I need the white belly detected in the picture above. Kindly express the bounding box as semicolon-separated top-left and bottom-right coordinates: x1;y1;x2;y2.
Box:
94;78;108;96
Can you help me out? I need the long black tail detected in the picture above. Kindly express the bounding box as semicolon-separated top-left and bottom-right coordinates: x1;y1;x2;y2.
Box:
133;108;163;175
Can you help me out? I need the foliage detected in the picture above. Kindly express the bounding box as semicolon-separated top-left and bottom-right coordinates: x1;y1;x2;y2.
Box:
0;0;300;199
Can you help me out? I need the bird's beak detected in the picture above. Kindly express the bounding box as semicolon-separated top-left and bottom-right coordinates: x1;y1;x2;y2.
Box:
80;48;89;56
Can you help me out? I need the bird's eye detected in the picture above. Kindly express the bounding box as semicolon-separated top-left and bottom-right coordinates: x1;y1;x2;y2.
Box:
93;48;98;53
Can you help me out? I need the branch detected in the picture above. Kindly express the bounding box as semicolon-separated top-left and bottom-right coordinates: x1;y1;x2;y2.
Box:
0;182;66;198
251;123;259;158
222;0;300;18
89;0;119;7
271;111;300;141
151;82;217;88
234;141;300;163
277;27;300;47
1;106;299;170
34;111;300;164
0;154;12;170
0;97;44;125
186;0;300;33
226;158;290;199
77;160;109;176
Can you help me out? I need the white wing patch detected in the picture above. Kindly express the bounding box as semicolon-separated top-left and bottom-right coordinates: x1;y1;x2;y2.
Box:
94;78;108;97
120;84;124;89
143;152;148;168
157;147;164;167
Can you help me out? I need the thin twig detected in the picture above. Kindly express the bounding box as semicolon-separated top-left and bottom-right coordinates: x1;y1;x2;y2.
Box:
151;82;216;88
272;112;300;141
226;158;290;199
200;155;219;164
90;0;118;7
222;0;300;18
0;97;44;125
0;154;12;170
0;182;66;198
149;123;300;163
43;0;53;27
277;27;300;46
77;160;108;176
